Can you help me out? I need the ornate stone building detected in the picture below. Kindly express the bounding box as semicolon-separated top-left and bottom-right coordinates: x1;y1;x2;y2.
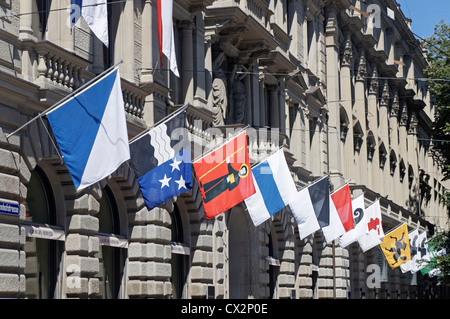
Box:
0;0;448;299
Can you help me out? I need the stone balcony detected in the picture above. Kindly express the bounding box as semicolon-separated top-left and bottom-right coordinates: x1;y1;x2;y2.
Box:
21;40;147;123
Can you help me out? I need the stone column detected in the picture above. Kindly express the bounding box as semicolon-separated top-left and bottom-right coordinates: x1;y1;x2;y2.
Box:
204;35;213;110
113;0;135;82
19;0;35;40
399;105;409;206
0;124;27;298
407;111;420;214
354;51;368;185
378;82;390;197
127;205;173;298
367;66;380;190
193;13;207;109
141;0;155;84
180;20;194;104
325;6;343;186
259;71;267;126
250;63;260;127
65;192;101;298
389;90;400;202
340;33;355;182
269;85;280;129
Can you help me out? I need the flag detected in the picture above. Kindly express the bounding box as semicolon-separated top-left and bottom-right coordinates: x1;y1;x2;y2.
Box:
411;231;428;273
129;109;192;211
157;0;179;76
194;131;255;220
330;184;354;232
290;186;320;239
244;149;297;226
379;223;411;269
400;229;419;273
71;0;109;47
290;176;345;242
308;176;330;228
358;199;384;252
322;195;346;243
46;68;130;191
339;195;367;248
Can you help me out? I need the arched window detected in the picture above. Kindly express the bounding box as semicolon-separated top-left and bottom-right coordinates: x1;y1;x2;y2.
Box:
24;166;63;299
95;185;127;299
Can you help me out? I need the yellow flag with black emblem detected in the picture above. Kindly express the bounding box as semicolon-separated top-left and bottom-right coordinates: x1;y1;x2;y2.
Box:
379;223;411;269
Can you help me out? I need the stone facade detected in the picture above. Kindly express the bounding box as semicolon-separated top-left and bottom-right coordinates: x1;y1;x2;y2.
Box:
0;0;448;299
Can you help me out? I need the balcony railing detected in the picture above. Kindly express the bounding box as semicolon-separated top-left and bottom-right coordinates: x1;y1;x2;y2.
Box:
29;41;147;120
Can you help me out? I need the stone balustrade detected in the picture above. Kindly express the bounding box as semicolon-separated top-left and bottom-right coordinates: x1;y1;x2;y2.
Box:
34;41;92;93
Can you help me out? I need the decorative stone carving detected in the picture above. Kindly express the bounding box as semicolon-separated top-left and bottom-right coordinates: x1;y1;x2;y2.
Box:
368;66;379;95
380;81;390;106
390;91;400;117
342;35;353;67
210;51;228;125
399;105;409;126
356;51;367;81
408;111;418;135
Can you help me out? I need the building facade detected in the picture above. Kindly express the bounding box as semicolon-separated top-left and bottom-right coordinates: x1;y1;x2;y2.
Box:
0;0;448;299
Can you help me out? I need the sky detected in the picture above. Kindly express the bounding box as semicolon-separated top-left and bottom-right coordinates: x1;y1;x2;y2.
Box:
396;0;450;39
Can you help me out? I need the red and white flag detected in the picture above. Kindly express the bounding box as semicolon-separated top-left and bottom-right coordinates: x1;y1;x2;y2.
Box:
193;131;255;220
157;0;179;76
357;199;384;252
330;184;354;232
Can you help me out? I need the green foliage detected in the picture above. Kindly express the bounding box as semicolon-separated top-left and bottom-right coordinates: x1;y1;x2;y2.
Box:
426;231;450;285
424;20;450;286
426;20;450;209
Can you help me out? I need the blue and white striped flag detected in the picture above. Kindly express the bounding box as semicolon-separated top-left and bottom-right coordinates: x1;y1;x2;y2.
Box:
47;68;130;191
244;149;297;226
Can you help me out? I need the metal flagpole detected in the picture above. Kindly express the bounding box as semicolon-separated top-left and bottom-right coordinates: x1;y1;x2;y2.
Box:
5;60;124;140
128;103;190;144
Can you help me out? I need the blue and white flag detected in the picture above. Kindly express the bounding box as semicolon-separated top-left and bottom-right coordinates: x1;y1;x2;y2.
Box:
71;0;109;47
129;110;192;211
47;68;130;191
244;149;297;226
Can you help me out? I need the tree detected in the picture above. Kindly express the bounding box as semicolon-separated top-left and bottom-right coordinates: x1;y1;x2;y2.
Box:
424;20;450;285
427;20;450;207
423;231;450;285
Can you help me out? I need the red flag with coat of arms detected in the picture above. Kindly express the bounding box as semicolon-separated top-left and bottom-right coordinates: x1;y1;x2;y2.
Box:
193;131;255;220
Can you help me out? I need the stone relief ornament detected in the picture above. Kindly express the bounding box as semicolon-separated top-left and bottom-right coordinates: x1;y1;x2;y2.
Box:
210;52;228;125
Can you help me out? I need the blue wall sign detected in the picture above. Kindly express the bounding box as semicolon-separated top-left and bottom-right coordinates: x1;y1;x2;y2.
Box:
0;201;20;216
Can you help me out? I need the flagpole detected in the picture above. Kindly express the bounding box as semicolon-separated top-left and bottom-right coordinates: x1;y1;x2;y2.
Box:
249;143;288;169
192;124;250;163
128;103;190;144
5;60;124;140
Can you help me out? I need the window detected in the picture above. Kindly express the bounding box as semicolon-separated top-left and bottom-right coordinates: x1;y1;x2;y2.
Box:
24;166;62;299
170;204;189;299
37;0;51;38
